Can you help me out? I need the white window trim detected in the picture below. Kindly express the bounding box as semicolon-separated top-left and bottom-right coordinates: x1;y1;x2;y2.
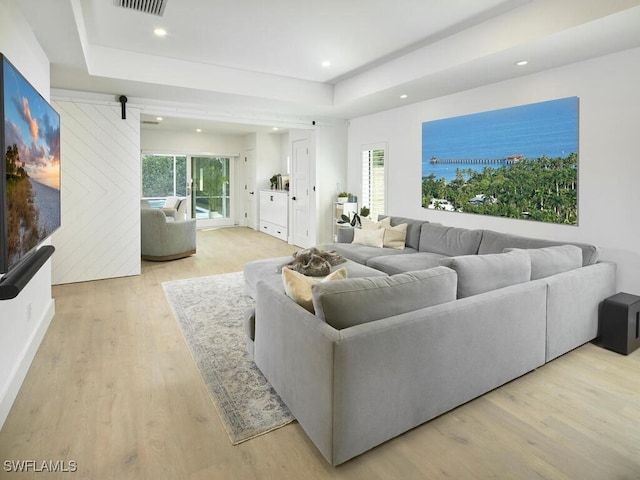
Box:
361;142;388;219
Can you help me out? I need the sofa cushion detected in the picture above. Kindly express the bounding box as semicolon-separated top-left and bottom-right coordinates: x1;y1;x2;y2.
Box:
504;245;583;280
478;229;599;266
324;242;418;265
366;252;449;275
440;251;531;298
244;256;387;299
378;216;426;250
312;266;457;329
282;267;348;313
419;223;483;256
352;228;384;248
383;223;408;249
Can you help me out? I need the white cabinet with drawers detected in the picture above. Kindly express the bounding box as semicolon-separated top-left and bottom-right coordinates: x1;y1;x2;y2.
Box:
259;190;289;241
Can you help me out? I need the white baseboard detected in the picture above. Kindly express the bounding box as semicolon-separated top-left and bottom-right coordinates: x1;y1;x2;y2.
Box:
0;299;55;430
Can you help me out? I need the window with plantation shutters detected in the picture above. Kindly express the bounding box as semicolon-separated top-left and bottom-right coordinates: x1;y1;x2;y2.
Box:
361;144;386;220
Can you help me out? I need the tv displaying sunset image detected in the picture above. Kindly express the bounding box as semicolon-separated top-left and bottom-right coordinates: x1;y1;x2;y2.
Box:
1;54;61;273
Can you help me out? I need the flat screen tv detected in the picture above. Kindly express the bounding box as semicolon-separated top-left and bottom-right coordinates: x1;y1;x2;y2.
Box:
0;53;60;275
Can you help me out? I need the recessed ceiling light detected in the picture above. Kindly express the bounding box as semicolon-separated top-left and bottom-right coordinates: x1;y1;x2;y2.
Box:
515;60;528;66
154;28;167;37
400;94;408;99
272;127;279;131
321;60;331;67
196;128;202;133
156;117;163;121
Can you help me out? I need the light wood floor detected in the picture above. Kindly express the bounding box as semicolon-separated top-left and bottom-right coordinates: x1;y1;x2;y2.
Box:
1;227;639;480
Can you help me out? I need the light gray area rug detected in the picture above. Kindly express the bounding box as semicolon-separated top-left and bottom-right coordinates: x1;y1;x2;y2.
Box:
162;271;294;445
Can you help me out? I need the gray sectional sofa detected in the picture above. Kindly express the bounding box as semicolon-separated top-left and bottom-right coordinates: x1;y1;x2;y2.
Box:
243;216;616;466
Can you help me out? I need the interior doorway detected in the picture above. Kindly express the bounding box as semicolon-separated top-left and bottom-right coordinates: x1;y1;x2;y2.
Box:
291;138;311;247
242;149;257;229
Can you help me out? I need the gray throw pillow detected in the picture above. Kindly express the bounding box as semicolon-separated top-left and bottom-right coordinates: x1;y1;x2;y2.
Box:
440;251;531;298
504;245;582;280
311;266;457;330
478;229;600;266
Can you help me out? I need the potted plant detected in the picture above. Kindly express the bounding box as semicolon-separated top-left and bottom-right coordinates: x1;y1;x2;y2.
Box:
337;192;350;204
203;165;228;218
360;206;370;219
339;212;361;228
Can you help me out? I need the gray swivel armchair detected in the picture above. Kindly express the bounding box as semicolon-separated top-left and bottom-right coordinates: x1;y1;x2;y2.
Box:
141;208;197;261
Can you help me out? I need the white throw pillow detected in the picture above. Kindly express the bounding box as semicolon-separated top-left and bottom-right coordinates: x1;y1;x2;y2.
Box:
352;228;385;248
282;267;348;313
361;216;391;230
163;196;180;209
383;223;408;249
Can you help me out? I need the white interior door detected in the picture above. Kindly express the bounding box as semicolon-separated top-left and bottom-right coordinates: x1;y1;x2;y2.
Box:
243;149;257;229
291;138;311;247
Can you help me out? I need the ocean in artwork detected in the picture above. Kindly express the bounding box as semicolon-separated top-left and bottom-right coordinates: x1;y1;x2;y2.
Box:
422;97;578;182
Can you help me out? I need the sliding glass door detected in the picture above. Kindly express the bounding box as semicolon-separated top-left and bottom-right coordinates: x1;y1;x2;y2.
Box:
141;154;187;207
190;156;234;227
141;153;235;227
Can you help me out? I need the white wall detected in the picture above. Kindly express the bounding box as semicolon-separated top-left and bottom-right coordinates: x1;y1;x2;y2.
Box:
50;99;141;284
280;132;291;175
347;47;640;293
316;124;348;244
141;129;244;156
0;1;55;429
254;132;284;190
247;132;284;231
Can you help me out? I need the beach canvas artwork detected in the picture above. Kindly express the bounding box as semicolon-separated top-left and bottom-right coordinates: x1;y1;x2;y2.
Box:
421;97;578;224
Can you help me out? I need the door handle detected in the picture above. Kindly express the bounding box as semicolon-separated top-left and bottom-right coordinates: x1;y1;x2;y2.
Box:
291;196;297;201
249;191;254;195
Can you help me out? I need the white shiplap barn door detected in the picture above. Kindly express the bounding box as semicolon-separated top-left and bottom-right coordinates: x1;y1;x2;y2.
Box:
50;99;141;284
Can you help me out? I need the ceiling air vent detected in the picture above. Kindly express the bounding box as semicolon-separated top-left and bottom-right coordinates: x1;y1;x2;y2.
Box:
116;0;167;17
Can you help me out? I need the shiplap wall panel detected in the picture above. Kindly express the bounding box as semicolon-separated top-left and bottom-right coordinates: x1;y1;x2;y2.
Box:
51;100;141;284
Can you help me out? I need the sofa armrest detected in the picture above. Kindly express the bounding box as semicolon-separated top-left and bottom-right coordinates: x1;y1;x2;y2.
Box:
544;261;616;361
254;280;340;462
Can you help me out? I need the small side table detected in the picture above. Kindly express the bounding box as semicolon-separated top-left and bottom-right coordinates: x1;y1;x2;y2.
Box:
601;293;640;355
